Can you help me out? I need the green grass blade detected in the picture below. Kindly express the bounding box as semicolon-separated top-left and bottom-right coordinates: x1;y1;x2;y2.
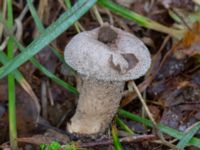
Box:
118;109;200;148
64;0;81;33
0;0;97;79
176;122;200;150
0;51;40;114
116;117;134;134
27;0;71;64
0;17;77;94
64;0;72;8
26;0;44;31
27;0;80;63
7;0;18;149
13;38;78;94
1;0;80;94
98;0;184;38
112;123;124;150
7;40;18;150
28;57;77;94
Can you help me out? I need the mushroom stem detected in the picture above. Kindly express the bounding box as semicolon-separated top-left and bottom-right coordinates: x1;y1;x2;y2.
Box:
67;76;125;135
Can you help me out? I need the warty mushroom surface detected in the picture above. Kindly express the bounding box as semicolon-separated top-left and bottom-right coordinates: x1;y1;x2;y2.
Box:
64;24;151;135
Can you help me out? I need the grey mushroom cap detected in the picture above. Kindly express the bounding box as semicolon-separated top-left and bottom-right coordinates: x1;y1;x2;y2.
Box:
64;24;151;81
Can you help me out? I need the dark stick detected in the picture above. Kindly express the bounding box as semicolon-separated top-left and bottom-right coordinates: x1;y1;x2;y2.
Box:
77;134;157;148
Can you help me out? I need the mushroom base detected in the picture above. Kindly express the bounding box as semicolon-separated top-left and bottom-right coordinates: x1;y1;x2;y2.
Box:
67;76;124;135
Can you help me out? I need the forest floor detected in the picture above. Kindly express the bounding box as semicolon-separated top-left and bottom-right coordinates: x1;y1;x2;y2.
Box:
1;0;200;150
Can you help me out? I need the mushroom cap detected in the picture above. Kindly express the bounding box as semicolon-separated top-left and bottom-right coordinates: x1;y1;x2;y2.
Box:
64;24;151;81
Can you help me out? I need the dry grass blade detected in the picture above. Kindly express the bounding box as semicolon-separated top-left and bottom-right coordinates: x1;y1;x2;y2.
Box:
128;81;177;149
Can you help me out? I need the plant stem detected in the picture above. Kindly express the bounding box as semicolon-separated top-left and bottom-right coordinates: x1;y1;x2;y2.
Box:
64;0;82;32
92;5;104;26
98;0;185;38
112;123;123;150
127;81;177;149
7;0;18;149
116;117;134;134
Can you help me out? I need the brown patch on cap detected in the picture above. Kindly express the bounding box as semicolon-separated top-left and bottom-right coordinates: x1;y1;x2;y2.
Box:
109;53;139;74
121;53;139;71
98;26;118;44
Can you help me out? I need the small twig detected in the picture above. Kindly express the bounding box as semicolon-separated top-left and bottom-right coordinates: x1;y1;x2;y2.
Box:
77;134;157;148
16;134;156;149
13;0;23;10
0;3;29;50
104;9;114;25
0;0;7;41
0;37;9;50
193;0;200;5
13;2;30;37
15;3;30;22
14;19;23;42
37;0;48;24
56;110;70;128
128;81;157;126
121;35;170;106
92;5;104;26
41;80;48;119
148;35;171;79
0;142;10;150
98;7;114;25
128;81;177;149
114;16;132;32
0;1;8;50
58;0;67;10
121;77;152;107
46;80;54;106
170;8;192;32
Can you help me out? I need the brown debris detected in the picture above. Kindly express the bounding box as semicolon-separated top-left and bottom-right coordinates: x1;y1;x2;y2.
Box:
1;0;200;149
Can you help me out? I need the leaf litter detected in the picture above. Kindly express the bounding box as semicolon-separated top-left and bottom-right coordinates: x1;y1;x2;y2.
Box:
1;0;200;149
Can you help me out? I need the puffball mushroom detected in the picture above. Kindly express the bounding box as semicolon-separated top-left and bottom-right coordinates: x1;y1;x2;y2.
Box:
64;24;151;135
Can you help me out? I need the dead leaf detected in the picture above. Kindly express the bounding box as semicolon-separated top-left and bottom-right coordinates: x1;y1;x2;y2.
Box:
175;22;200;57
